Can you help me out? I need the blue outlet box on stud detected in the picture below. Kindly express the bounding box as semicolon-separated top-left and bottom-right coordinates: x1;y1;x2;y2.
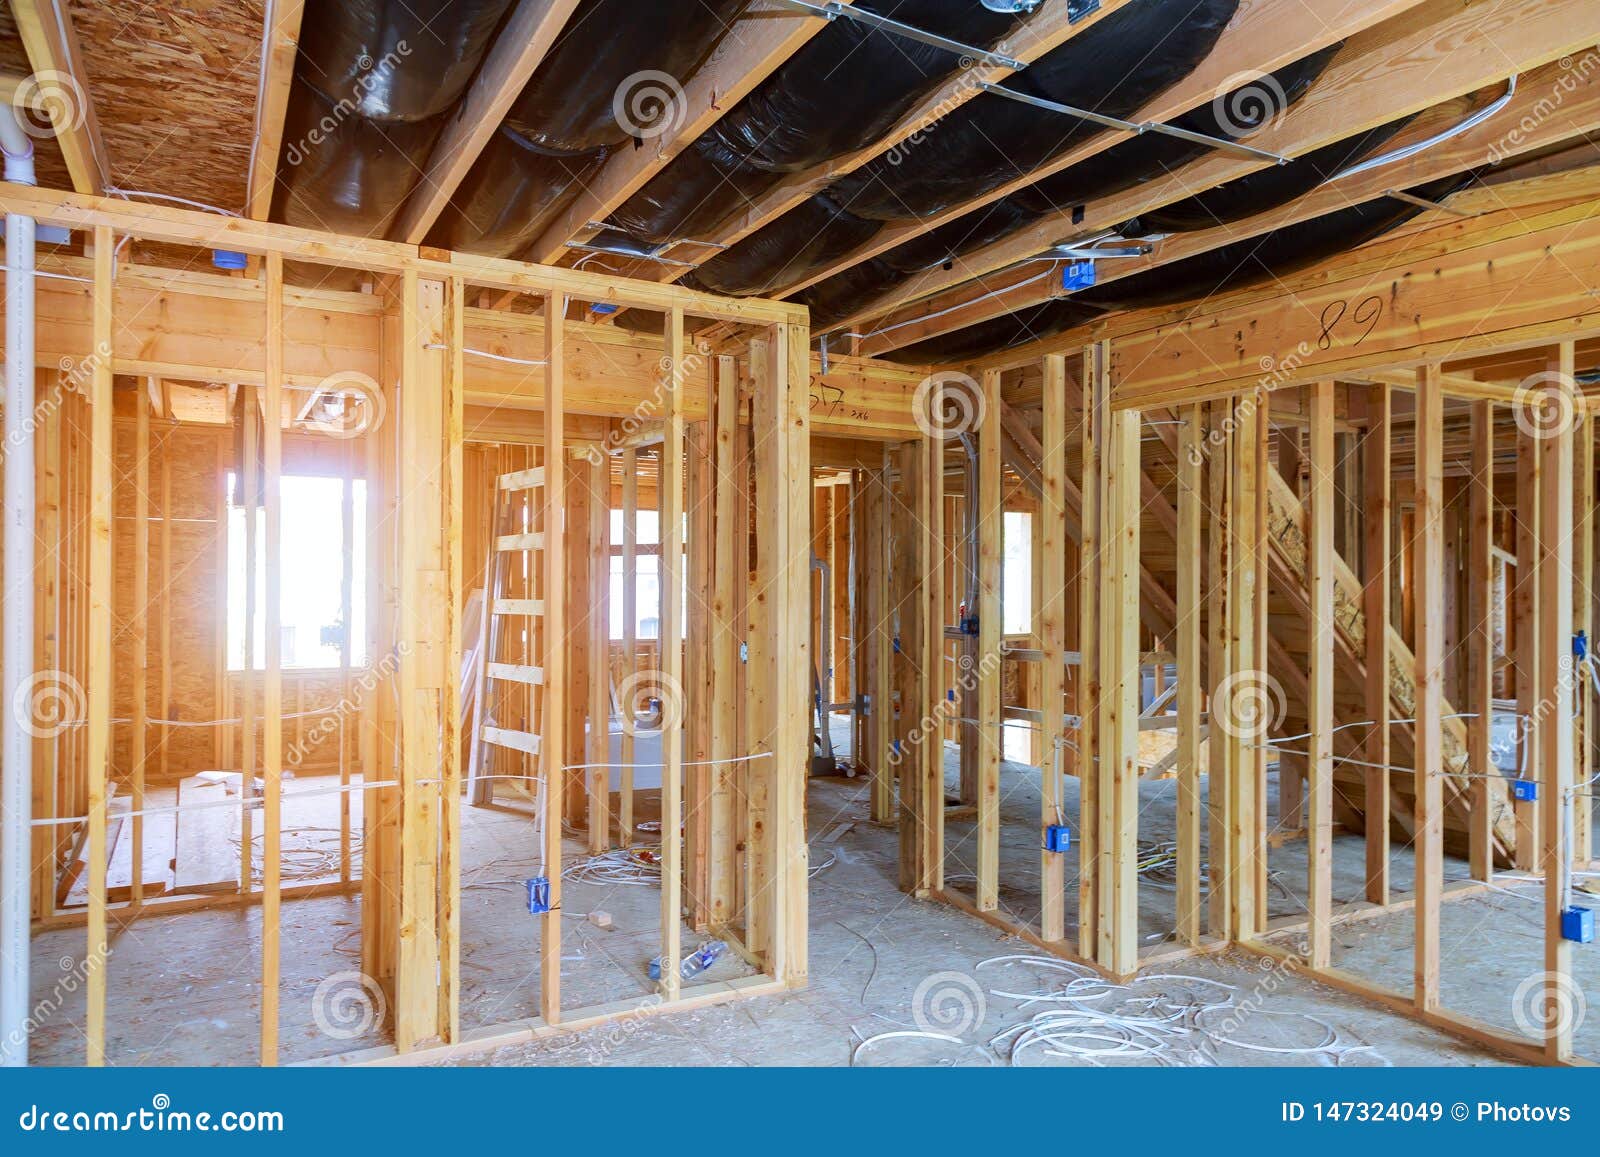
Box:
1562;906;1594;943
1044;824;1071;853
525;876;551;915
1513;779;1538;802
1061;260;1096;291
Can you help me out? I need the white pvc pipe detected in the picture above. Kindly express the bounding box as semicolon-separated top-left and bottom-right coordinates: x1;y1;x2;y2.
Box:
0;106;36;1068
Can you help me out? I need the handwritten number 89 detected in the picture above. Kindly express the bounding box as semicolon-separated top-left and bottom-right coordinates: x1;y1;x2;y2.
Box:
1317;295;1383;351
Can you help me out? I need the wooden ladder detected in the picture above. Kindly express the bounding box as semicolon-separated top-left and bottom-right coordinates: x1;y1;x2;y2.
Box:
467;463;549;809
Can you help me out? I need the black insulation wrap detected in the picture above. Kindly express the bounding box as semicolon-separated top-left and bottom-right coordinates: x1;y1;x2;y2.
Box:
796;47;1346;326
681;0;1241;302
885;172;1478;364
274;80;445;234
605;0;1031;246
296;0;515;122
278;0;513;234
831;0;1239;223
435;0;746;254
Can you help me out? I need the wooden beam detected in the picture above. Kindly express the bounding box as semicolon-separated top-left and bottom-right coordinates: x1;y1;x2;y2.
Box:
394;0;581;242
244;0;307;220
526;1;848;262
1307;381;1334;969
585;450;611;854
1414;364;1445;1013
11;0;110;194
1077;343;1103;959
1039;355;1069;943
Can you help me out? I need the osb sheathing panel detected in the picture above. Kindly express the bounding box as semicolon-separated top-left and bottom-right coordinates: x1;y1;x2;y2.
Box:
111;417;222;783
69;0;264;212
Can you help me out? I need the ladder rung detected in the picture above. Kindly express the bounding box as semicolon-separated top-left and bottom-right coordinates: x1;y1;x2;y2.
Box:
481;726;541;756
488;662;544;686
498;467;546;492
492;598;544;616
496;532;545;552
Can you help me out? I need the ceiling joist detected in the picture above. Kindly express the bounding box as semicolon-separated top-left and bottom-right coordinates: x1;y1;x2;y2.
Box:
10;0;110;195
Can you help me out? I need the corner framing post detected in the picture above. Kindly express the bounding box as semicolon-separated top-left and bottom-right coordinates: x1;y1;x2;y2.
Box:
1414;364;1444;1013
542;290;567;1020
1535;344;1575;1063
1307;381;1335;970
1363;384;1392;904
658;307;685;999
975;369;1002;911
1175;403;1202;946
83;225;114;1066
1466;401;1495;880
1038;354;1068;943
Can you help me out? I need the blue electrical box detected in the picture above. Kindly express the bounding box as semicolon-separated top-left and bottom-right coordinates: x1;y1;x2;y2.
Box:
525;876;551;915
212;249;248;271
1562;906;1594;943
1061;260;1096;291
1513;779;1538;802
1044;824;1071;853
590;302;620;315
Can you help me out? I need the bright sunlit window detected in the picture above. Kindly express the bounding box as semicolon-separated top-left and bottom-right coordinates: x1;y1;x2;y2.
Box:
227;473;367;670
606;509;685;640
1002;510;1032;635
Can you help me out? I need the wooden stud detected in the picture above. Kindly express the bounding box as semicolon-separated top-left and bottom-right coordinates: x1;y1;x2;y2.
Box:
1536;343;1576;1062
1039;355;1069;943
259;251;285;1065
621;447;638;842
130;385;150;905
1307;381;1335;969
658;308;685;999
1363;383;1392;904
541;292;567;1022
976;369;1002;911
1206;400;1233;941
1175;402;1203;946
586;451;611;854
1516;425;1543;871
710;355;739;922
1414;364;1445;1012
84;225;113;1065
1078;343;1104;959
1466;401;1496;880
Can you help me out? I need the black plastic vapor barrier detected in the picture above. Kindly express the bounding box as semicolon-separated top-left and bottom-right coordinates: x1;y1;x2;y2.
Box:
435;0;747;255
882;172;1478;364
603;0;1031;249
795;46;1351;328
674;0;1241;300
274;0;514;233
